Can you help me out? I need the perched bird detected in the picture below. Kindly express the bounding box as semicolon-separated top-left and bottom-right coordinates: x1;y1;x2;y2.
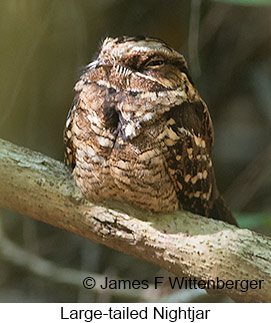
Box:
64;36;237;226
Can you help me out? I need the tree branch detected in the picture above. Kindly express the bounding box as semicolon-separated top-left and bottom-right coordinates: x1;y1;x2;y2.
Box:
0;138;270;302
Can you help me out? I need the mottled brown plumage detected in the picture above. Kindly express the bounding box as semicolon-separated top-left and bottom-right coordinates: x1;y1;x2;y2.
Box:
64;36;237;225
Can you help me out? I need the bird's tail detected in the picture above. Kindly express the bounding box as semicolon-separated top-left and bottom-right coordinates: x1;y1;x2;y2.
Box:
209;195;238;226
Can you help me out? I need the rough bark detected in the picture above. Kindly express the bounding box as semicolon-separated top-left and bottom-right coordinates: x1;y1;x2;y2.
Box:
0;138;270;302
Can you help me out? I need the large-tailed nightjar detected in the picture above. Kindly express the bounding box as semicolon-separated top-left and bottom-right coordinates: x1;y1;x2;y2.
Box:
64;36;237;226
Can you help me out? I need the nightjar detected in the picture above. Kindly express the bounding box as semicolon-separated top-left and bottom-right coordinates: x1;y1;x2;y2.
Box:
64;36;237;226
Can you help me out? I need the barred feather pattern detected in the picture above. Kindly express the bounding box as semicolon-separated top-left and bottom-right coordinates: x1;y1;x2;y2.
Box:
64;36;237;225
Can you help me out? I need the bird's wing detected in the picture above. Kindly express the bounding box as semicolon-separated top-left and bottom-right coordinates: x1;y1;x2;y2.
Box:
163;99;237;225
64;94;80;170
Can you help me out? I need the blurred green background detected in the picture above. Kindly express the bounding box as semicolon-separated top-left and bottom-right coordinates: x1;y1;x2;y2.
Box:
0;0;270;302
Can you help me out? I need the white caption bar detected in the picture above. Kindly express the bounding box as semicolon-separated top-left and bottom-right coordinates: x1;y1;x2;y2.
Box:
0;303;268;323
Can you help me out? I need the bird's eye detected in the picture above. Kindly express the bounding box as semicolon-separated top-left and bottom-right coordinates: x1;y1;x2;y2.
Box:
145;59;164;68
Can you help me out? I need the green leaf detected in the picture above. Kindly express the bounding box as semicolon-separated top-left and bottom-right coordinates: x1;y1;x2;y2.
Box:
213;0;271;5
235;212;271;229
